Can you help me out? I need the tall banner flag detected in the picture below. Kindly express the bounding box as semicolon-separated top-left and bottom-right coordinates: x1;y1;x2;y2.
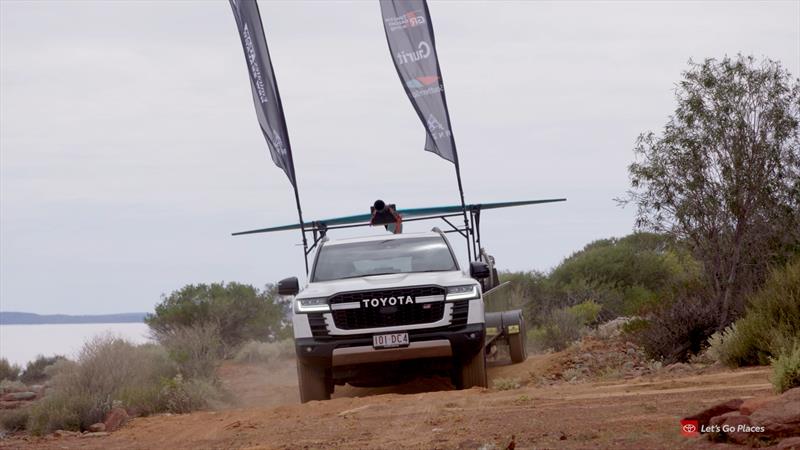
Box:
380;0;458;164
230;0;310;274
229;0;296;186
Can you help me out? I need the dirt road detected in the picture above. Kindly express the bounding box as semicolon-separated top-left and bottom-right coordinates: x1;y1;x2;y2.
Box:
2;353;773;449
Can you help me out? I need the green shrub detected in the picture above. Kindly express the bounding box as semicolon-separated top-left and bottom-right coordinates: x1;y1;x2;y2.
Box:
146;282;290;350
159;374;202;414
234;340;294;364
567;300;602;326
547;232;700;317
21;355;66;384
706;325;738;364
528;308;583;352
621;317;649;335
158;375;227;413
770;341;800;393
0;408;30;432
718;258;800;366
27;388;101;434
157;323;223;378
526;299;604;352
0;358;21;382
506;233;701;330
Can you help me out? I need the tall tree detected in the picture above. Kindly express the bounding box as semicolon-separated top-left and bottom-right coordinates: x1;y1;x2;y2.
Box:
622;55;800;328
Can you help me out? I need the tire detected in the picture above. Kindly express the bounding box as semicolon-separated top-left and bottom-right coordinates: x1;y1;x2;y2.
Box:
508;314;528;364
297;360;330;403
457;349;488;389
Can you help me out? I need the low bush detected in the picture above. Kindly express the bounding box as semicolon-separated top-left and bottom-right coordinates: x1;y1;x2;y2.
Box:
527;300;601;352
706;325;738;364
27;336;179;435
0;358;21;382
716;258;800;366
770;340;800;393
158;374;204;414
234;340;294;364
0;379;26;394
0;408;30;432
528;309;582;352
631;293;718;363
567;300;602;326
20;355;66;384
155;323;223;379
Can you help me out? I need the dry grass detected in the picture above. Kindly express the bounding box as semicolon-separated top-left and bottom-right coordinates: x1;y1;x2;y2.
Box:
492;377;521;391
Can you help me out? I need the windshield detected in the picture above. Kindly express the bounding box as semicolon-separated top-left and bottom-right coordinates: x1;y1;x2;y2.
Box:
312;237;458;282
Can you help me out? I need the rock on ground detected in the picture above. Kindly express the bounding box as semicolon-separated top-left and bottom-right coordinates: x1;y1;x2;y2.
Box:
684;399;744;427
103;407;129;432
775;436;800;449
750;388;800;438
1;391;36;401
696;387;800;446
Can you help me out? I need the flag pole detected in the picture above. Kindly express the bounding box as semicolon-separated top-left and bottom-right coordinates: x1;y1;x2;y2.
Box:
292;183;310;275
452;155;472;262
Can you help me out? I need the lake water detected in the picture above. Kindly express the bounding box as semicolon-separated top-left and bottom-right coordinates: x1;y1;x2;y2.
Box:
0;323;152;366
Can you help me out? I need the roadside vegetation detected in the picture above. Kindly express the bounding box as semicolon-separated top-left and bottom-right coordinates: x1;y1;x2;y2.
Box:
509;55;799;392
0;283;293;435
0;358;21;382
145;282;290;354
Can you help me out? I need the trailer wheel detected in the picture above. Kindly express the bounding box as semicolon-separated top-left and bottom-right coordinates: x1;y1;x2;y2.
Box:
456;350;487;389
297;361;330;403
508;315;527;364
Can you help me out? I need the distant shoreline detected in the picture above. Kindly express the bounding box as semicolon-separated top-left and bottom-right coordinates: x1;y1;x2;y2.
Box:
0;312;148;325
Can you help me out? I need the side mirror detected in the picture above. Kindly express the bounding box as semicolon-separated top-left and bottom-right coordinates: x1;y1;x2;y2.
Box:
469;261;490;280
277;277;299;296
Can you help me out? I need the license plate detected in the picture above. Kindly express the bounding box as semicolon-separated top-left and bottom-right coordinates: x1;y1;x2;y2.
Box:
373;332;409;349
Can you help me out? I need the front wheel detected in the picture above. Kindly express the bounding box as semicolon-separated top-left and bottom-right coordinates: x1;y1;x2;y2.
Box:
297;360;331;403
455;350;488;389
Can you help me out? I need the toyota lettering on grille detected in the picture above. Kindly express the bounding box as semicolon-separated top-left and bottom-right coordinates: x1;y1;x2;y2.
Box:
361;296;415;308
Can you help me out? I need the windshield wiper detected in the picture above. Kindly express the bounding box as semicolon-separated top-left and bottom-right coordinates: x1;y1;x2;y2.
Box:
333;272;398;280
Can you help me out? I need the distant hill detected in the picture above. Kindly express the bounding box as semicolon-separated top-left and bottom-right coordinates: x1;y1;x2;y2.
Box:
0;311;148;325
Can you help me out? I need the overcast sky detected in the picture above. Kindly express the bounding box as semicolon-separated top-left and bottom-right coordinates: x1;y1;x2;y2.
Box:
1;1;798;314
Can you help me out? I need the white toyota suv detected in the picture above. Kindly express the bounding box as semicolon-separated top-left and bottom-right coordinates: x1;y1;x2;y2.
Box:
278;229;490;402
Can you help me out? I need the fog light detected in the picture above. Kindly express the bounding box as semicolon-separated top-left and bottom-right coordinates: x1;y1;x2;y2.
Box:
469;333;476;339
305;347;312;353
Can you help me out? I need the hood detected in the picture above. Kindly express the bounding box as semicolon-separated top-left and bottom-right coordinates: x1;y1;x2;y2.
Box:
298;270;476;298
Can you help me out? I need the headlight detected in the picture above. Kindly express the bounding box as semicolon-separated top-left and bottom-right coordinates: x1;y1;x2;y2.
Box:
446;284;479;301
296;297;330;313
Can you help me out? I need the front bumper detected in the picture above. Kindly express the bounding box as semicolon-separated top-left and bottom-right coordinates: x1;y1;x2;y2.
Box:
295;323;485;368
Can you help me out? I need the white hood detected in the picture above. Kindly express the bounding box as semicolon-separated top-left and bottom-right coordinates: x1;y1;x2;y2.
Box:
298;270;477;298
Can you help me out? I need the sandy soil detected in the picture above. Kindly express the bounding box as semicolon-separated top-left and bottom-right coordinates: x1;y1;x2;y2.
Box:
1;352;773;450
